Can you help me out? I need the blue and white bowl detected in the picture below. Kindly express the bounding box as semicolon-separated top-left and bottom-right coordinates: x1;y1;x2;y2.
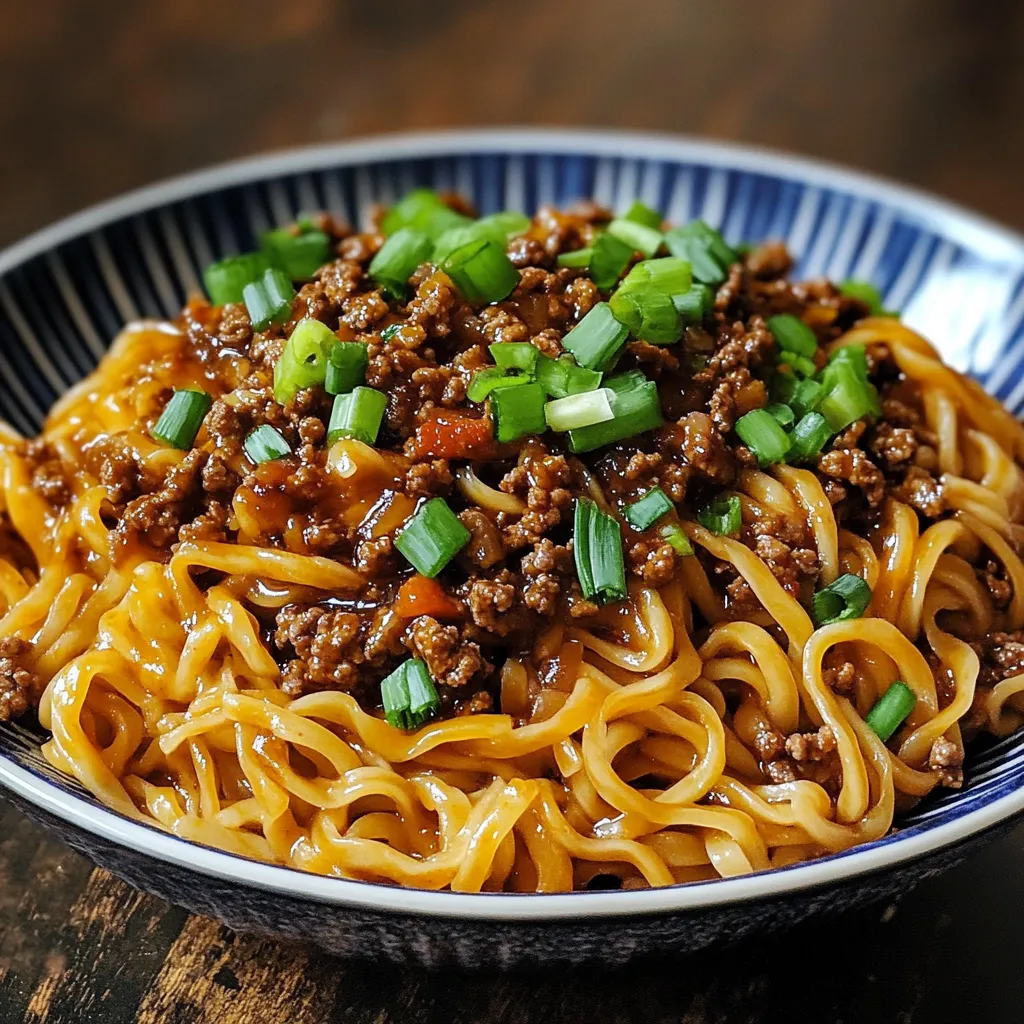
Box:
2;130;1023;968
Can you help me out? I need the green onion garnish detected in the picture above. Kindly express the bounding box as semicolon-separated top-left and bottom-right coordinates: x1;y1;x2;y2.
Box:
818;359;881;432
369;228;432;298
828;344;869;376
151;390;212;450
557;247;594;269
244;424;291;464
674;283;713;325
620;257;692;297
660;523;694;556
788;411;832;462
380;323;402;342
589;232;634;290
839;279;897;317
864;681;917;743
490;381;547;442
734;408;791;467
261;227;331;281
609;288;682;345
767;314;818;358
544;388;615;432
490;342;538;375
535;354;603;399
561;301;630;371
779;350;818;378
697;495;741;536
622;200;662;230
380;658;441;730
566;373;663;453
325;342;369;395
273;318;336;406
203;253;268;306
477;210;530;239
573;498;627;605
381;189;471;239
663;221;736;286
812;573;872;626
394;497;471;578
606;218;663;259
765;403;795;428
442;238;519;304
326;386;387;445
242;267;295;331
791;378;825;418
624;487;673;531
467;367;530;403
432;211;528;263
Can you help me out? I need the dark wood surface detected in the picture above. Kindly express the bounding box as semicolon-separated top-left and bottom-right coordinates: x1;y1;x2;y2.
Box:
2;1;1024;1021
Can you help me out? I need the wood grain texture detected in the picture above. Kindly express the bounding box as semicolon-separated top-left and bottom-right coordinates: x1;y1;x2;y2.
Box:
1;0;1023;1020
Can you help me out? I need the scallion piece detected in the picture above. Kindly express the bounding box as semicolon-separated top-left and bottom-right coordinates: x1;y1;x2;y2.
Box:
261;227;330;281
273;318;336;405
622;200;662;230
660;523;694;556
818;360;882;432
864;681;917;743
697;495;741;536
812;573;872;626
369;228;433;298
204;253;268;306
606;218;663;259
767;314;818;358
535;354;602;399
788;411;832;462
766;403;795;428
620;257;692;297
734;408;791;467
791;378;825;418
573;498;627;605
380;323;402;342
566;374;663;453
477;210;530;238
442;239;519;304
544;388;615;432
381;189;470;239
490;381;547;442
589;232;634;290
467;367;531;403
675;283;713;325
770;369;798;406
244;424;291;464
325;342;369;395
394;497;471;578
827;344;869;377
490;342;538;375
663;221;736;286
557;247;594;269
624;486;673;531
561;301;630;371
839;279;897;317
326;386;387;445
778;350;818;378
242;267;295;331
610;288;682;344
151;390;212;450
380;658;441;730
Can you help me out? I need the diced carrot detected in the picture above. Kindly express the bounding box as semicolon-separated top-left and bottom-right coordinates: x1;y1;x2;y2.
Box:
395;574;462;619
414;412;494;459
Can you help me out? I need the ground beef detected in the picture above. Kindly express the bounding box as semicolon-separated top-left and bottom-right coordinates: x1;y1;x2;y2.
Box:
822;659;857;694
891;466;945;518
465;576;518;635
977;560;1012;610
928;735;964;789
0;638;40;722
971;630;1024;688
785;724;836;762
404;615;490;688
870;422;918;469
24;439;71;508
274;605;364;695
405;460;453;497
817;443;886;508
500;443;574;549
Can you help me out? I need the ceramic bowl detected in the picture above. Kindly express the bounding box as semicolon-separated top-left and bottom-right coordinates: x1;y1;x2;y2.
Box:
2;129;1024;968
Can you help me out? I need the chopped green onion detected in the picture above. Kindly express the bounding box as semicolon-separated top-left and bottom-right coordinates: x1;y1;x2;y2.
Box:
622;200;662;230
432;212;528;263
369;228;432;298
674;283;713;325
151;390;211;450
326;386;387;445
535;354;602;398
827;344;869;377
610;288;682;344
273;318;336;405
490;381;547;442
734;408;791;467
544;388;615;432
660;523;694;556
380;658;441;730
791;378;825;418
818;360;882;432
557;247;594;268
766;403;795;428
325;342;369;395
244;424;291;464
788;411;832;462
624;487;673;531
442;239;519;304
394;497;471;578
381;189;470;239
767;314;818;358
697;495;742;536
606;218;663;258
778;350;818;378
620;257;692;297
812;573;873;626
477;210;530;238
380;323;402;342
573;498;627;604
663;221;736;286
864;681;917;743
839;279;897;317
490;342;538;375
261;227;331;281
242;267;295;331
566;374;663;453
204;253;268;306
467;367;530;403
770;368;798;406
561;302;630;371
589;232;634;290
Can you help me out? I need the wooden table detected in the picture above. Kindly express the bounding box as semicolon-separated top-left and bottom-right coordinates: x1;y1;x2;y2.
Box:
1;1;1023;1020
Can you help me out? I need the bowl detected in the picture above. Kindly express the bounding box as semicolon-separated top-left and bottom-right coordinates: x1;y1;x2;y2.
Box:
2;129;1024;969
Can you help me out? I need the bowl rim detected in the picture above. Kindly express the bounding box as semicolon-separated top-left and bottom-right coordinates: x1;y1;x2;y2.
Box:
2;126;1024;921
